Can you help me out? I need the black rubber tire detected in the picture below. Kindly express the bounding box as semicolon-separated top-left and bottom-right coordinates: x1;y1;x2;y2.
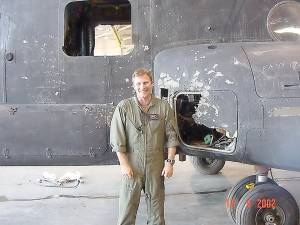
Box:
226;175;277;223
189;156;225;175
236;183;299;225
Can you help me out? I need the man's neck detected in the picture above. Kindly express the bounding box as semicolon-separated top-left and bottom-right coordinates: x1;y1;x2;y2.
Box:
137;95;152;106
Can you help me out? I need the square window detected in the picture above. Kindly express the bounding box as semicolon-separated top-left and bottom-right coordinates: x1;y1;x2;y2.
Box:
64;0;133;56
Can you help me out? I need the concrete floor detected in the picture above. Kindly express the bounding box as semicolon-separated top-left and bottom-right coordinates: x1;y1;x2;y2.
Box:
1;159;300;225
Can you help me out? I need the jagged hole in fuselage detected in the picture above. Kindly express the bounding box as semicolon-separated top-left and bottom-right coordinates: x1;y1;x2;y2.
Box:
175;93;235;151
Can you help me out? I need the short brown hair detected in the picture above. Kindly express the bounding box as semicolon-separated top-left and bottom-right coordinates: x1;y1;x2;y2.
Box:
132;68;153;82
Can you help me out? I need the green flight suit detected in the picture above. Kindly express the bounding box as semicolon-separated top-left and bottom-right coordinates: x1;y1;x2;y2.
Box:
110;96;179;225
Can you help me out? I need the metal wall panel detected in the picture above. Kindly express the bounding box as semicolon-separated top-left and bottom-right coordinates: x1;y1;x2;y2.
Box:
244;43;300;98
0;104;117;165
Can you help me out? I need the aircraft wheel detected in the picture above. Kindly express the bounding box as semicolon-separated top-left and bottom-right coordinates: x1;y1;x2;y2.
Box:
189;156;225;175
226;175;276;223
235;183;299;225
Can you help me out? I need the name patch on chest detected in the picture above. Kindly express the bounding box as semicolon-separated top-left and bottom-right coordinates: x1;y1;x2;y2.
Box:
147;114;160;120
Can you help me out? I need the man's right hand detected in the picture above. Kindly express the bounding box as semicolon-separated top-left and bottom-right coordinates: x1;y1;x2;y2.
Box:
120;164;134;179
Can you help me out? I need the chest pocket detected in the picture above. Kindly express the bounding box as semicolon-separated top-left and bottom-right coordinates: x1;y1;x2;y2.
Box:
148;114;164;133
124;114;142;151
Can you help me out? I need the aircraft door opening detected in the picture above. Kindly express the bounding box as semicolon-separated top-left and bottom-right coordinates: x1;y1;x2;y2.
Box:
174;91;237;153
153;43;252;157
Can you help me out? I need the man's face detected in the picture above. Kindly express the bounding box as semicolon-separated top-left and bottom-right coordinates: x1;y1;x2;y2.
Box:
132;74;153;99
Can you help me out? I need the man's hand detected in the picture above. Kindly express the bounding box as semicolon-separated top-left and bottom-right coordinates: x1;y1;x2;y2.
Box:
161;163;174;178
116;152;133;179
121;164;134;179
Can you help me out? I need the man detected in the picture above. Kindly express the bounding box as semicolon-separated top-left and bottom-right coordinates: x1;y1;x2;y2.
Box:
110;68;179;225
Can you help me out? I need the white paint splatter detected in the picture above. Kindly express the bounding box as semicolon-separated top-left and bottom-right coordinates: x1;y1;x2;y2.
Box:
55;92;60;96
189;71;204;90
233;57;240;65
201;90;209;98
194;70;200;76
215;72;224;77
213;64;218;69
125;78;130;83
225;80;234;84
176;66;180;71
158;73;180;88
207;70;215;75
190;80;204;89
23;40;28;44
20;76;28;80
290;61;299;70
182;72;186;77
211;105;219;116
143;45;149;51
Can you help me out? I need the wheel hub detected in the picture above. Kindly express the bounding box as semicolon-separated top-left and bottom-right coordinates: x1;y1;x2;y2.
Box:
255;207;285;225
264;213;275;224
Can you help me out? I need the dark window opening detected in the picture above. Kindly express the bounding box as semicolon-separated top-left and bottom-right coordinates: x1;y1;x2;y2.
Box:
63;0;133;56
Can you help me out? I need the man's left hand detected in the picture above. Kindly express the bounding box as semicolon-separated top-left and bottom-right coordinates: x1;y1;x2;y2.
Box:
161;164;174;178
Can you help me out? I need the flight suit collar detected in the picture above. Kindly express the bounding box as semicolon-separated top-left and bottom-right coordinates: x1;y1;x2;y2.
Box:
133;95;157;108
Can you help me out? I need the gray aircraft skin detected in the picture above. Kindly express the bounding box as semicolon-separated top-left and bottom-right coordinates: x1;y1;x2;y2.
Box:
2;0;300;224
0;0;300;170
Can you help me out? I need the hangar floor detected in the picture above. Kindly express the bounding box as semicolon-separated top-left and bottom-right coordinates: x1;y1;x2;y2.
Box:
1;159;300;225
